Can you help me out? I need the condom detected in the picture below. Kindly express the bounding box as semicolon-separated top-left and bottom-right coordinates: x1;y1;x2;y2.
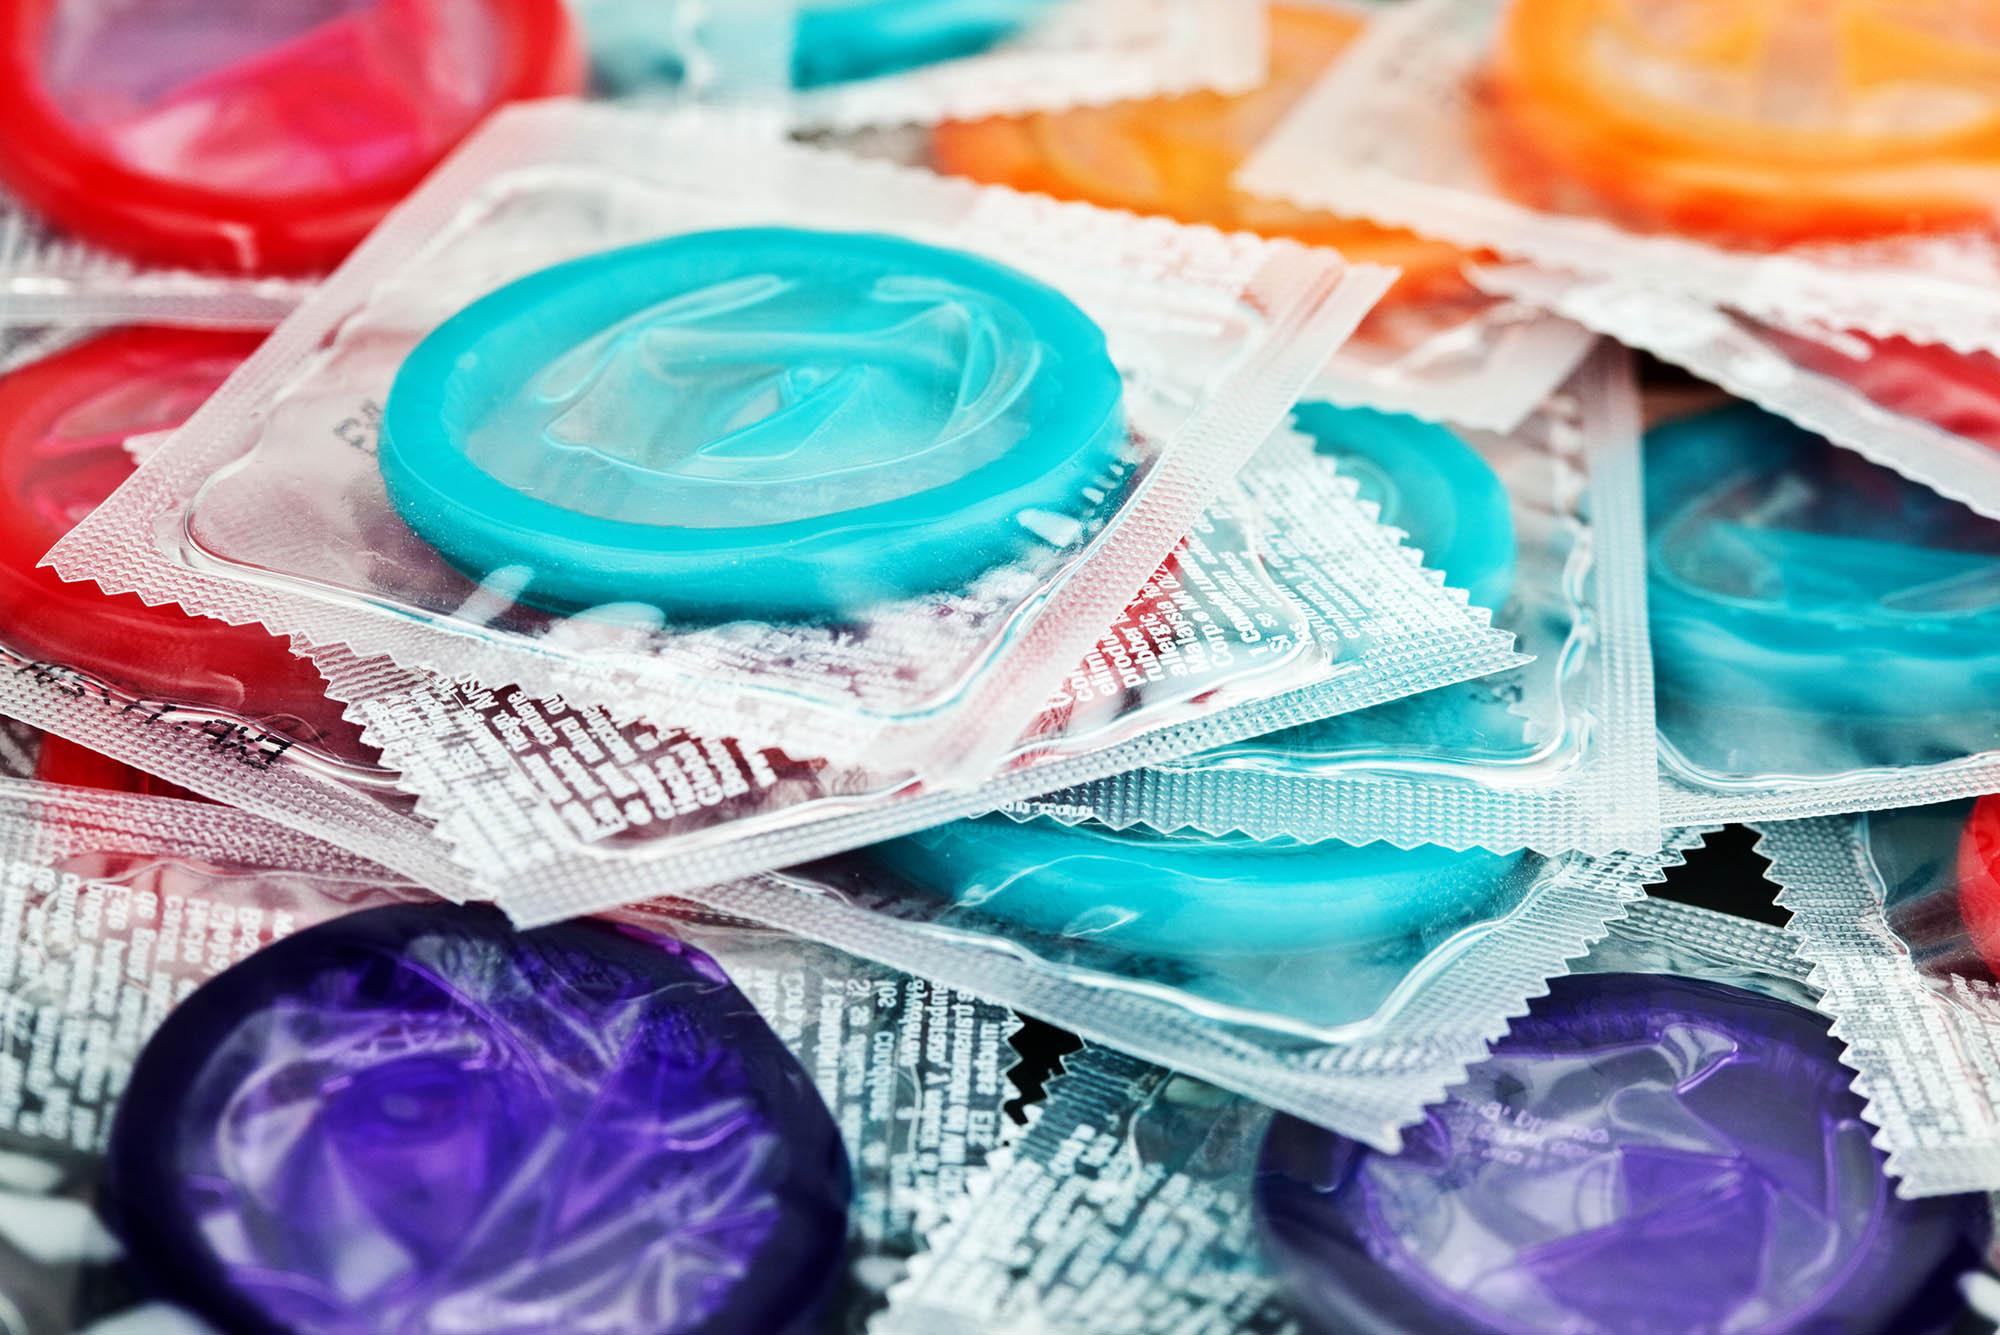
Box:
931;3;1471;301
1294;402;1515;615
381;227;1127;619
102;902;853;1335
793;0;1057;87
1957;794;2000;976
1484;0;2000;246
860;814;1523;956
1648;402;2000;728
0;326;367;774
1255;971;1992;1335
0;0;583;273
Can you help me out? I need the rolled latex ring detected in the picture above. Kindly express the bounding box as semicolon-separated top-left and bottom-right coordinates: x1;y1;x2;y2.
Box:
0;326;367;771
382;227;1127;620
1486;0;2000;245
0;0;584;274
1647;402;2000;722
930;3;1473;302
102;903;853;1335
1255;971;1992;1335
860;815;1525;957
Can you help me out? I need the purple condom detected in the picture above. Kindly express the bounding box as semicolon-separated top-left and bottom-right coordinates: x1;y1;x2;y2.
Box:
1255;972;1991;1335
101;903;852;1335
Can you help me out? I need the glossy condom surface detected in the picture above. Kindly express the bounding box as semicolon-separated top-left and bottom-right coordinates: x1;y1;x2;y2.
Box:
1647;401;2000;722
383;227;1127;619
794;0;1056;87
931;4;1471;302
1486;0;2000;245
0;326;366;774
1957;794;2000;975
1255;971;1992;1335
0;0;584;273
860;815;1523;956
102;903;852;1335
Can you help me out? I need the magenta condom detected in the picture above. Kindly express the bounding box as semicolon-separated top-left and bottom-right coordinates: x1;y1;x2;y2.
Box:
101;903;851;1335
1254;972;1990;1335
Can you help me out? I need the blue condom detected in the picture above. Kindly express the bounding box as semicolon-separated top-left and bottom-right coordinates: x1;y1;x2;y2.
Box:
794;0;1058;87
1292;402;1516;616
860;815;1524;956
382;228;1125;620
1647;402;2000;723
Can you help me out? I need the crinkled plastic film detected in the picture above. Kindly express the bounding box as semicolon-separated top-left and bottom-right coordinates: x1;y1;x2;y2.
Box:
1484;266;2000;524
1016;343;1658;856
0;198;314;329
304;425;1516;913
1237;0;2000;359
584;0;1264;129
1762;807;2000;1198
675;836;1678;1149
875;888;1815;1335
0;777;1019;1331
48;102;1392;786
1640;397;2000;829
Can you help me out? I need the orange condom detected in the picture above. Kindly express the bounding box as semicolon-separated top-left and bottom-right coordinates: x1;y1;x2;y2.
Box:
1486;0;2000;246
932;4;1471;301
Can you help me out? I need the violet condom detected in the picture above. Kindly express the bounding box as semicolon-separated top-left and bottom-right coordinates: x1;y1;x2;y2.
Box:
101;903;852;1335
1254;971;1990;1335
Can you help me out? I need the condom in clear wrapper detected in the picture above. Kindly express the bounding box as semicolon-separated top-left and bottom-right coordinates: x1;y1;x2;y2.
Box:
1480;266;2000;525
0;777;1016;1333
921;0;1594;433
1645;400;2000;827
1014;342;1658;856
299;421;1515;920
48;102;1391;787
1239;0;2000;359
880;892;1991;1334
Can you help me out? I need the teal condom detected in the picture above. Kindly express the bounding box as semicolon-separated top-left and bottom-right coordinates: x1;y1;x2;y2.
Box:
1293;402;1516;616
860;815;1525;957
382;228;1126;620
1647;402;2000;723
794;0;1058;87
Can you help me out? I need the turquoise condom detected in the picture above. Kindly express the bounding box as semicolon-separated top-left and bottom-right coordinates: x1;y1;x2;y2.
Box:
794;0;1059;87
381;228;1125;620
1292;401;1516;616
860;815;1525;957
1648;401;2000;723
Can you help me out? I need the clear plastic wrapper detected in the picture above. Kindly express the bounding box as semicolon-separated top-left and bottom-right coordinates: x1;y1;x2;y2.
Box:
1484;265;2000;524
671;831;1680;1150
880;891;1994;1334
0;777;1017;1331
48;102;1392;785
900;0;1594;433
1641;398;2000;828
1762;802;2000;1198
1014;343;1658;856
1237;0;2000;358
306;422;1517;914
578;0;1263;131
0;319;473;891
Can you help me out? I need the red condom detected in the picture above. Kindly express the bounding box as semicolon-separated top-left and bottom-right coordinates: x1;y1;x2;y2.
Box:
0;0;584;274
